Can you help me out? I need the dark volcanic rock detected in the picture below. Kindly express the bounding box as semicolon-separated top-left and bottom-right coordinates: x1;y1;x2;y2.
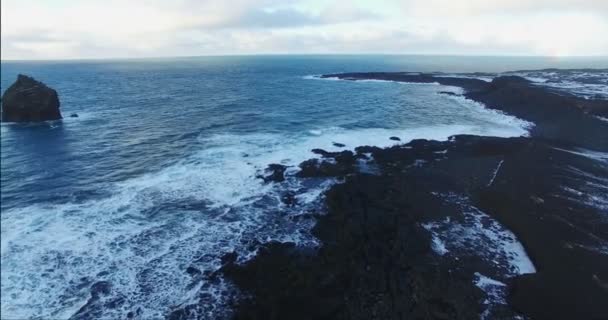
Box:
257;164;288;183
321;72;489;92
389;136;401;141
297;150;356;178
473;141;608;320
222;136;517;320
322;72;608;150
466;76;608;150
70;281;119;320
222;134;608;320
90;281;112;298
193;70;608;320
1;74;62;122
186;266;201;277
221;252;238;265
70;113;79;118
281;191;297;207
333;142;346;148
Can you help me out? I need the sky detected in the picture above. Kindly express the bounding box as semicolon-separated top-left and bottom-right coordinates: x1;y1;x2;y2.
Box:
1;0;608;60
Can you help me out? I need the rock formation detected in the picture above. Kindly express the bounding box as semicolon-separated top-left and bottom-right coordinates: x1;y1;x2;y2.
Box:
1;74;62;122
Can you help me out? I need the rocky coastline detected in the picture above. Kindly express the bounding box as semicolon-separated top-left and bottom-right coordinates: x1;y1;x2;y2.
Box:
175;73;608;320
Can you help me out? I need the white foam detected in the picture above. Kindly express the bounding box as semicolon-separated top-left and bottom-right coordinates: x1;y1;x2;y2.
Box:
487;160;504;186
302;75;340;81
441;94;534;136
305;74;533;138
438;86;465;95
350;79;441;86
521;76;549;83
435;74;495;82
1;78;535;318
356;157;380;175
474;272;508;320
561;185;608;212
553;147;608;163
1;121;530;319
422;193;536;275
475;273;507;288
294;179;336;205
596;116;608;123
423;195;536;319
303;74;441;86
430;235;449;256
509;70;608;99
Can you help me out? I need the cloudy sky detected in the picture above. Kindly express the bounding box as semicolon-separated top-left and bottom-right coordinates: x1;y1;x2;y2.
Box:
2;0;608;60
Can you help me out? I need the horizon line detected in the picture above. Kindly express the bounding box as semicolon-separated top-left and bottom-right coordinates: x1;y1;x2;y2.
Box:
2;52;608;63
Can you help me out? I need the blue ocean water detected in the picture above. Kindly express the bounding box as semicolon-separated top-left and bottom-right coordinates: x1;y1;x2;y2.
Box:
1;55;607;319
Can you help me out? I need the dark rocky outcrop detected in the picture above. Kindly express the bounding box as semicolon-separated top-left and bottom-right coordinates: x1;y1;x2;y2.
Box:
1;74;62;122
322;72;489;93
296;150;356;178
322;72;608;150
257;164;288;183
280;191;298;207
212;71;608;320
466;76;608;150
222;135;608;320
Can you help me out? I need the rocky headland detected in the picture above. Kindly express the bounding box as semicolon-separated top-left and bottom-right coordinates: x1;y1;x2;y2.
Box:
170;72;608;320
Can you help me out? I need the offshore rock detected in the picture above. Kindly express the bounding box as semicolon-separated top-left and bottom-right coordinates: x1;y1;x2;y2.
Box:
1;74;62;122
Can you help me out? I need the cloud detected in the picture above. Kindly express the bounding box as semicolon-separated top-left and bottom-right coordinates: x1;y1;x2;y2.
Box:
397;0;608;16
1;0;607;60
221;6;378;29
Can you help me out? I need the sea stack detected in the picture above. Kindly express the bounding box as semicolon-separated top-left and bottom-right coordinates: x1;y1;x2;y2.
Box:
1;74;62;122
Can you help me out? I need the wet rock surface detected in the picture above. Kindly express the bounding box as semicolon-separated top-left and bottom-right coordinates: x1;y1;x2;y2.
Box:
1;74;62;122
296;150;356;178
257;164;288;183
223;135;608;320
210;72;608;320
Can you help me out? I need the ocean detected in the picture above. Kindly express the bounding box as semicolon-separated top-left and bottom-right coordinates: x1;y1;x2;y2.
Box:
1;55;607;319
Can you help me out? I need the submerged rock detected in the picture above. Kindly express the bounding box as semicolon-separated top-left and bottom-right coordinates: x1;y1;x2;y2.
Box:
1;74;62;122
281;191;298;207
258;164;288;183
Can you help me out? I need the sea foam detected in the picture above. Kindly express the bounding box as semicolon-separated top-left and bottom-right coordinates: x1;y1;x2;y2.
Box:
1;79;534;319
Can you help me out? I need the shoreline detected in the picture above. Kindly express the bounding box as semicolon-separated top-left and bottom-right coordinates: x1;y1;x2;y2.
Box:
205;72;608;320
321;72;608;150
